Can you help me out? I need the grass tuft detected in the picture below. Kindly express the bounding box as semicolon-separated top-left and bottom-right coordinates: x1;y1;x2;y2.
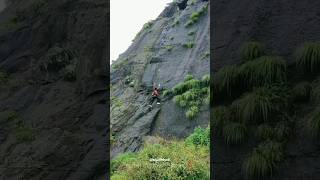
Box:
242;141;283;180
295;42;320;73
240;42;265;62
223;122;247;145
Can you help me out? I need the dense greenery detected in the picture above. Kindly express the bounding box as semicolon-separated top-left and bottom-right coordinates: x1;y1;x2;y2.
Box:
111;127;210;179
172;74;209;119
185;4;208;27
213;56;287;101
212;41;302;179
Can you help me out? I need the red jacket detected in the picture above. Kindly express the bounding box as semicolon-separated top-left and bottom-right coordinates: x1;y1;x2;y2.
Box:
152;89;160;97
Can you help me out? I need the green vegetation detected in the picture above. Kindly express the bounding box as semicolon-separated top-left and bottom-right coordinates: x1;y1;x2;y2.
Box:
188;30;196;36
231;86;284;124
171;74;209;119
182;42;194;49
163;45;173;51
242;141;283;180
186;106;199;119
213;56;287;100
111;96;123;110
240;42;265;62
212;41;300;179
295;42;320;73
112;58;129;70
186;126;210;146
111;127;210;179
142;20;154;30
201;51;210;60
223;122;247;145
185;4;208;27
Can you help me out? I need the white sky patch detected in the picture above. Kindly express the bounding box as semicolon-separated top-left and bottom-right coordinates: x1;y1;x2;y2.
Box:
110;0;173;64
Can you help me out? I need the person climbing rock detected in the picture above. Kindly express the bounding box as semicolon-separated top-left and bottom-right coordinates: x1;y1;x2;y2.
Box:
149;87;161;107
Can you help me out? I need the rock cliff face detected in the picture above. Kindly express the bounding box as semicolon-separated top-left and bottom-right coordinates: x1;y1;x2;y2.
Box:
0;0;107;179
213;0;320;180
110;0;210;158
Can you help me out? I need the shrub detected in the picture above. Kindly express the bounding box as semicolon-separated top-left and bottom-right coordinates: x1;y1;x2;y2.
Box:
142;20;154;30
295;42;320;73
111;152;138;175
213;65;240;98
186;126;210;146
15;127;36;143
242;141;283;179
186;106;199;119
184;74;194;82
111;141;209;179
240;42;265;62
185;4;208;27
239;56;287;87
291;82;311;102
223;122;247;145
231;87;274;124
242;150;270;180
213;56;287;100
162;89;172;97
201;74;210;86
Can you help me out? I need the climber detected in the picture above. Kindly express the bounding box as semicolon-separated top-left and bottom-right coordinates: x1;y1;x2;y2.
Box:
149;87;161;107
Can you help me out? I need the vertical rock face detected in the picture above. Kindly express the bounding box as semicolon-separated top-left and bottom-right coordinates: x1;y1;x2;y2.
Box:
111;1;210;158
213;1;320;180
0;0;107;179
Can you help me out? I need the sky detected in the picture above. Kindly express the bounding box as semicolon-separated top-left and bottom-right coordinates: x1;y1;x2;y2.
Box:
110;0;173;63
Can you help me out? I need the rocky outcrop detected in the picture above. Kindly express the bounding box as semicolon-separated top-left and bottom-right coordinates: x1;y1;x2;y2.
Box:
111;0;210;158
0;0;107;179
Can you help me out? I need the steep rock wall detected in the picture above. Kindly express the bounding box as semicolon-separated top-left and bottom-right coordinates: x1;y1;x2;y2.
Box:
111;0;210;158
0;0;107;179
